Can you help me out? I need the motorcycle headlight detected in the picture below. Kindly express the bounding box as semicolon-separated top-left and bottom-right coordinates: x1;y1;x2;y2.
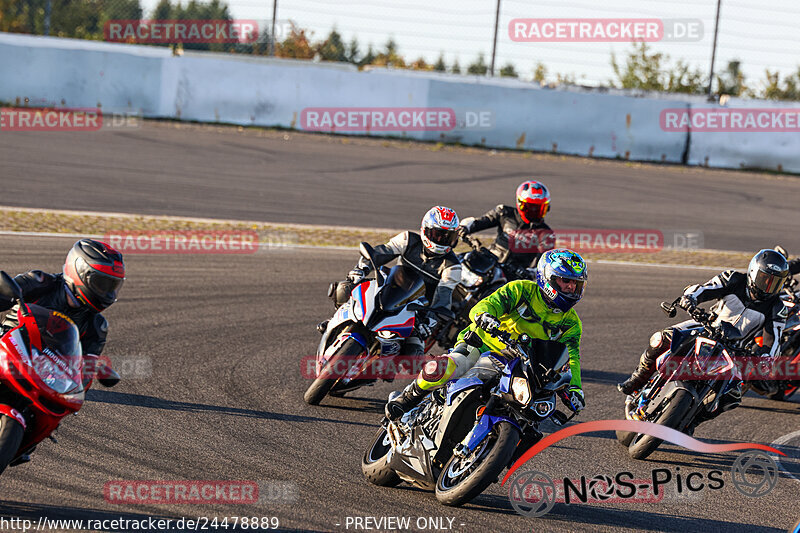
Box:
511;376;531;405
460;268;483;289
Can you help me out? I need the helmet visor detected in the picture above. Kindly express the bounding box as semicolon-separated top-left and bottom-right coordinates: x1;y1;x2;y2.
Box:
551;275;585;300
751;269;785;297
518;200;547;222
85;270;124;297
424;227;458;248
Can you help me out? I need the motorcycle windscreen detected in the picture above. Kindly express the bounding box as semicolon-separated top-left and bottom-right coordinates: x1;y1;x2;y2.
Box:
378;265;426;312
26;305;83;394
528;338;569;371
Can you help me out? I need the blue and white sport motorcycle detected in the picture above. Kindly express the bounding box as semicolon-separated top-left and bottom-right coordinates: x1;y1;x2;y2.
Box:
361;323;576;506
305;243;452;405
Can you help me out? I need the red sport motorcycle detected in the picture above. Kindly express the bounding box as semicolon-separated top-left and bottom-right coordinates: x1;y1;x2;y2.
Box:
0;271;119;474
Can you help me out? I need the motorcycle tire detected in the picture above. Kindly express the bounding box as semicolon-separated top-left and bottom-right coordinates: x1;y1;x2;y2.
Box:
361;427;401;487
0;415;24;475
303;338;365;405
435;421;520;507
628;389;693;460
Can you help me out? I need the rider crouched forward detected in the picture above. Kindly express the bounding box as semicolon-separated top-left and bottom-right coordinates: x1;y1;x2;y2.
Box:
618;249;790;428
329;206;462;357
385;248;589;420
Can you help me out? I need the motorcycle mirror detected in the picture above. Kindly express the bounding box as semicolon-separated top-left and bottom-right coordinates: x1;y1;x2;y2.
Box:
660;302;677;318
464;330;483;348
0;271;23;303
359;242;384;286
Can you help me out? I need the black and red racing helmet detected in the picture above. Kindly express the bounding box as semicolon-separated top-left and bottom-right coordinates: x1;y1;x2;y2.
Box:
63;239;125;311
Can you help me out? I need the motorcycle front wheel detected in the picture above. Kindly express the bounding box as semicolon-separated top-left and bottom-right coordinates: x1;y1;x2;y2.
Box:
435;421;520;507
0;415;24;475
303;338;365;405
628;388;694;460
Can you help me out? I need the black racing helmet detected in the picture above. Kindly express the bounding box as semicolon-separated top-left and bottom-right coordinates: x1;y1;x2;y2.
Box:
746;249;789;301
63;239;126;311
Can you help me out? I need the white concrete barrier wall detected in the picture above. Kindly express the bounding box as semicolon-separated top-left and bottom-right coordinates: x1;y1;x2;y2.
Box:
685;99;800;174
1;33;798;173
426;79;688;162
0;33;169;115
162;56;431;139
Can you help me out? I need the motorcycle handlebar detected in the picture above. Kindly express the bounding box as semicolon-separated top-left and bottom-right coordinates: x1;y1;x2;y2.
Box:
660;301;677;318
662;297;726;340
465;323;517;350
461;233;482;251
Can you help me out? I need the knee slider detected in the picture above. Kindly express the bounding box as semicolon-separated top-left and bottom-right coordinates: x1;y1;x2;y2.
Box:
422;355;453;382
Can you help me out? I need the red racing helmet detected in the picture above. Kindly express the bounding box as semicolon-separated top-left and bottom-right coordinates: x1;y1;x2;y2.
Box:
516;180;550;223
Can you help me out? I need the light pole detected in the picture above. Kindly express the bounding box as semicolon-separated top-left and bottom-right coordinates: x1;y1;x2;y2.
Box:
269;0;278;56
490;0;501;75
44;0;51;36
706;0;722;97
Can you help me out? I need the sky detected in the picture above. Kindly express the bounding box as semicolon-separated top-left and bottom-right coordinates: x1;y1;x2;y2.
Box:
140;0;800;91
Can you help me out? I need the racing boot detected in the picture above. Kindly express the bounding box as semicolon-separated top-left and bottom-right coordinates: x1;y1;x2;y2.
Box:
385;381;426;420
618;330;670;395
386;353;457;420
617;351;657;395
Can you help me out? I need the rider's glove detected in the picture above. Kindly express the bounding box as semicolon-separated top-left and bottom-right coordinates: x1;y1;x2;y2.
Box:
475;313;501;332
679;295;697;310
562;387;585;413
417;315;437;339
347;267;367;284
456;225;469;239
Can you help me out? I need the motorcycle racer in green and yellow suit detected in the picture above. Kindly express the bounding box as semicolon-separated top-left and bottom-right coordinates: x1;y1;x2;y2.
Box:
385;248;589;420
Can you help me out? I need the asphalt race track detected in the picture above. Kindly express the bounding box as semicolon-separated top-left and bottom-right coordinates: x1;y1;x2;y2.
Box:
3;122;800;253
0;234;798;533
